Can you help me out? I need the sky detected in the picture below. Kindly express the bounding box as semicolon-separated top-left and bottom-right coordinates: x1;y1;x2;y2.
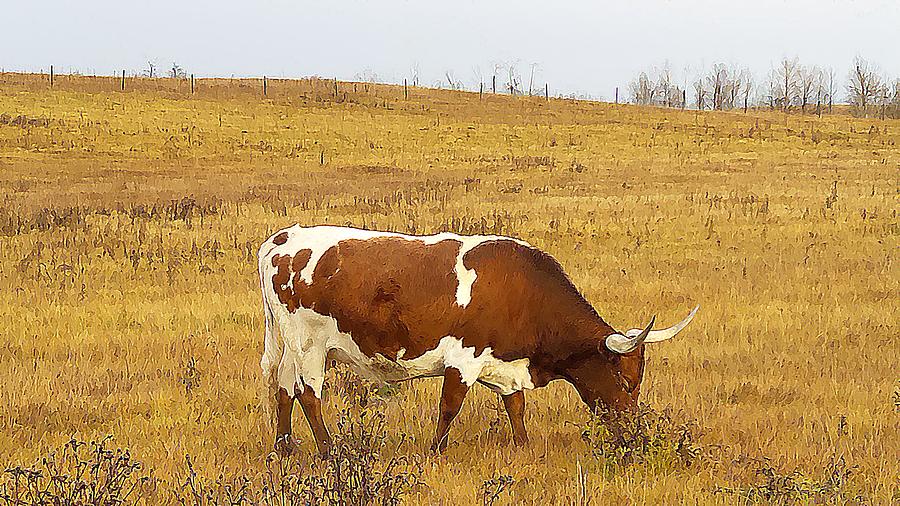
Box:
3;0;899;99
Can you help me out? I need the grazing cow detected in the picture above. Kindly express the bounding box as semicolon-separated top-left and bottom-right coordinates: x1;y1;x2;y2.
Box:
258;225;697;454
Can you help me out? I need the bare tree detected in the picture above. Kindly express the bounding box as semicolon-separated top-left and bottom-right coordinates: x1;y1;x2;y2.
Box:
889;79;900;118
354;69;379;83
798;65;821;113
775;57;800;112
169;62;186;79
528;63;539;96
847;56;883;117
669;84;686;109
738;69;754;112
624;64;687;108
491;62;504;93
629;72;654;105
471;65;484;91
822;67;836;113
444;70;464;90
693;77;706;110
665;81;687;109
698;63;744;110
706;64;729;110
144;61;157;78
655;65;672;107
877;83;891;119
727;66;740;110
410;63;420;87
507;64;520;95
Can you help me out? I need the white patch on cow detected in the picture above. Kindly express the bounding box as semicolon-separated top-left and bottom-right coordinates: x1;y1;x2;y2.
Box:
258;225;537;399
452;235;528;306
265;310;535;398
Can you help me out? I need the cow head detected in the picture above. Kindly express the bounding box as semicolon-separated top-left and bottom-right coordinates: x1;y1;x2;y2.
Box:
566;306;699;410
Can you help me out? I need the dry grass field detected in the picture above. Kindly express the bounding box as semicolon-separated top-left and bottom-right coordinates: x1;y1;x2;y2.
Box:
0;73;897;504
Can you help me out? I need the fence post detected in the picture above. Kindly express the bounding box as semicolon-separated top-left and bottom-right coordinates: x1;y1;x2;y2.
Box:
615;87;618;104
545;83;549;101
191;74;195;94
263;76;267;97
121;69;126;91
683;90;687;110
333;79;338;98
480;82;483;100
50;65;54;88
492;75;496;94
404;78;408;99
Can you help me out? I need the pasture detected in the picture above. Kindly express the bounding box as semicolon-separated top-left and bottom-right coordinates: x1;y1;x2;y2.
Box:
0;73;897;504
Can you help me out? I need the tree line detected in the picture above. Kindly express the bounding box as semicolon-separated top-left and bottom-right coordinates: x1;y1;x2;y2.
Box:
51;56;897;119
629;56;899;118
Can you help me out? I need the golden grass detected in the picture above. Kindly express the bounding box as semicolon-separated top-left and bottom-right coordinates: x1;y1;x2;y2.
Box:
0;73;897;504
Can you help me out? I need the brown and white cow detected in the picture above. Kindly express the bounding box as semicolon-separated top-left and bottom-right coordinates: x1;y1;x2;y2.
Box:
258;225;697;454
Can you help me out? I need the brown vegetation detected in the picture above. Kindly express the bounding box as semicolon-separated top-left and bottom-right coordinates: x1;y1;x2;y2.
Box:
0;72;897;503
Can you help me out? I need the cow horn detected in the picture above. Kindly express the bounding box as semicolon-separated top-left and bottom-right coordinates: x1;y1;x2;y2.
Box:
605;315;655;354
625;305;699;343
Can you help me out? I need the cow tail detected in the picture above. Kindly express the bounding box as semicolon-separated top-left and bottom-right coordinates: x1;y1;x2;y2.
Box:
258;247;283;421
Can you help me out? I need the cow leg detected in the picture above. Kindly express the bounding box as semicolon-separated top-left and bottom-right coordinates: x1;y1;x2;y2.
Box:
274;387;296;455
431;368;470;453
501;391;529;447
296;383;332;455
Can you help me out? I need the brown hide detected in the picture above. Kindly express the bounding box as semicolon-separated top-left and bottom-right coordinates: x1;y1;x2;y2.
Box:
272;232;289;245
269;237;624;396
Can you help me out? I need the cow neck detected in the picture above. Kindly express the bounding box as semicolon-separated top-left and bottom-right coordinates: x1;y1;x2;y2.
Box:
533;300;618;373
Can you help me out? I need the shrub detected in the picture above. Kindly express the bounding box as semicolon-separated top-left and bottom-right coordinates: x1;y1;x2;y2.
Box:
0;436;153;506
713;415;871;504
173;455;255;506
176;408;422;506
480;474;515;506
580;403;702;472
714;455;867;505
291;409;422;505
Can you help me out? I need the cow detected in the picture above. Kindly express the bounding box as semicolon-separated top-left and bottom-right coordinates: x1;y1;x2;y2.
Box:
258;225;697;454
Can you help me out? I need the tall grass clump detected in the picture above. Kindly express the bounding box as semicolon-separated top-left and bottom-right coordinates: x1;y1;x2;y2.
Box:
0;437;154;506
175;408;422;506
714;455;868;505
580;403;702;473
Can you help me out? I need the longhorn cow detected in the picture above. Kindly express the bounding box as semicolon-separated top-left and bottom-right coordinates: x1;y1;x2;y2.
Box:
258;225;697;453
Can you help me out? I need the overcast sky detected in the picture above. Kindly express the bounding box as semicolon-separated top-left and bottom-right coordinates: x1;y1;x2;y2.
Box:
4;0;898;98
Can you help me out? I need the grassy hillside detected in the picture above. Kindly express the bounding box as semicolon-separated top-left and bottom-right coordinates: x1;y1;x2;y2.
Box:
0;73;897;504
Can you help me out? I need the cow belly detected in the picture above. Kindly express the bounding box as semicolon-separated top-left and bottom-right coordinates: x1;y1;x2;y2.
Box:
330;335;536;396
274;305;535;397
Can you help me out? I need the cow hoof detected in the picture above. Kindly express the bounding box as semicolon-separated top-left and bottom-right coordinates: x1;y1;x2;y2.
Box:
274;434;296;456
